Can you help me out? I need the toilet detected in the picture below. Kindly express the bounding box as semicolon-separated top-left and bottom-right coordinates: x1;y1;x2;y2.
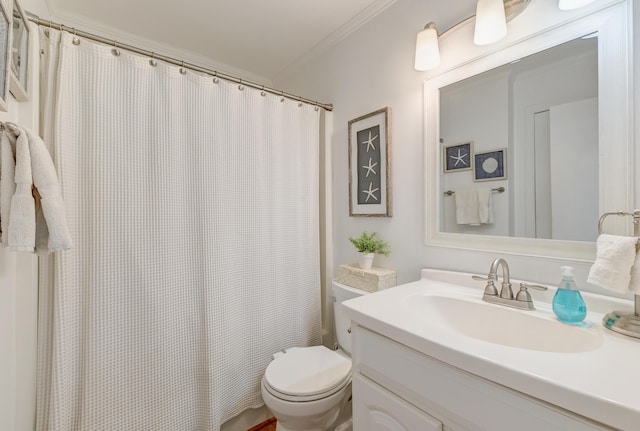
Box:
261;281;366;431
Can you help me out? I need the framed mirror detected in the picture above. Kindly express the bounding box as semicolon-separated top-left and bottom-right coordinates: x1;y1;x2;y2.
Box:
9;0;29;101
424;0;633;260
0;1;10;111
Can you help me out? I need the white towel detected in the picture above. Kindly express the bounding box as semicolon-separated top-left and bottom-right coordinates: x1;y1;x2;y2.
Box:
0;131;16;245
630;246;640;294
455;188;494;225
23;127;72;254
0;126;72;254
476;188;494;224
587;234;637;293
7;131;35;251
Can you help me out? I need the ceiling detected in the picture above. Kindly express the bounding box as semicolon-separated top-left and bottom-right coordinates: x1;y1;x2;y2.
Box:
43;0;401;82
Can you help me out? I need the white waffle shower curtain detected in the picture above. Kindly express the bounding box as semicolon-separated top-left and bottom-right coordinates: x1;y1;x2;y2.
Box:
36;30;322;430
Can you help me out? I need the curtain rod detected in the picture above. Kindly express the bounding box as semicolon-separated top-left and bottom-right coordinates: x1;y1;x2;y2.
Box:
26;12;333;112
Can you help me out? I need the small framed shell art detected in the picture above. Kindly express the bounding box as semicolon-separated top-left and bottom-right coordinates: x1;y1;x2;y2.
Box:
474;148;507;182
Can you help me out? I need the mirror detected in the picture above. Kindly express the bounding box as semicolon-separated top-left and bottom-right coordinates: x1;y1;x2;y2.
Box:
439;36;598;241
424;0;632;260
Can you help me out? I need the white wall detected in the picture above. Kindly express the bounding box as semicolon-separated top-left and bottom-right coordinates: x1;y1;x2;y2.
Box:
273;0;639;302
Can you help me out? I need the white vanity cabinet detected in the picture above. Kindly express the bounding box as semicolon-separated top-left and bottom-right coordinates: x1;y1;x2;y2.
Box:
353;374;443;431
351;325;612;431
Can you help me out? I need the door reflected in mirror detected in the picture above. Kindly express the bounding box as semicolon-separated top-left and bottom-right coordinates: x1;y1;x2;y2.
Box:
439;36;598;242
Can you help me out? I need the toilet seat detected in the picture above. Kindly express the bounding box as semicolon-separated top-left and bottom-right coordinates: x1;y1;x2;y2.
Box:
263;345;351;402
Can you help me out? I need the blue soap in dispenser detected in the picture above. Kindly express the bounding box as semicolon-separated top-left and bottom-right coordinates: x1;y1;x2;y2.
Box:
552;266;587;324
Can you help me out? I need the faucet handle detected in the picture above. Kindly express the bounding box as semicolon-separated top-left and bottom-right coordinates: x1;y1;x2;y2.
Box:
519;282;548;291
472;275;499;296
515;282;548;303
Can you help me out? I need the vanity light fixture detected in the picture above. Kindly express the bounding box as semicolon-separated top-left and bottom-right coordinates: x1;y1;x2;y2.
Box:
473;0;508;46
415;0;598;71
415;0;530;71
558;0;597;10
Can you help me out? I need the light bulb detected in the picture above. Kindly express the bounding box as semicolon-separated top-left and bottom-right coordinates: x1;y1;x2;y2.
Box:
474;0;507;46
415;23;440;71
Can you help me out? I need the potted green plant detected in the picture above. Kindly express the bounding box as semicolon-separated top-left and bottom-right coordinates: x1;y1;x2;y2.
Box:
349;231;390;269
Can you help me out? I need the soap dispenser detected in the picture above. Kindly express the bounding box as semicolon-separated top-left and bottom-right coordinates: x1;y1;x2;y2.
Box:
552;266;587;324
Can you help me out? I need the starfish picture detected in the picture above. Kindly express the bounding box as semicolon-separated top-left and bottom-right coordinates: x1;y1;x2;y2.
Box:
362;182;379;202
362;158;378;177
450;149;469;167
360;130;378;152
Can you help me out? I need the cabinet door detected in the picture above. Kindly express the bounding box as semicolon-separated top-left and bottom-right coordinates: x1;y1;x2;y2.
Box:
353;374;442;431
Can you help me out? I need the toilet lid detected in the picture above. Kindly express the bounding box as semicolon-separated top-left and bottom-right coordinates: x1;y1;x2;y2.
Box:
264;345;351;397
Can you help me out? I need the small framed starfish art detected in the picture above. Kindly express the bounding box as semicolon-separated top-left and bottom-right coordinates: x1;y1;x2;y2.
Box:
443;141;473;173
348;107;392;217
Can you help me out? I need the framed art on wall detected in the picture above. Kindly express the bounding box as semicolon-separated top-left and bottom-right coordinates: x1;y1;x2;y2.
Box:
443;141;473;173
9;0;29;101
0;1;10;111
348;107;392;217
474;148;507;181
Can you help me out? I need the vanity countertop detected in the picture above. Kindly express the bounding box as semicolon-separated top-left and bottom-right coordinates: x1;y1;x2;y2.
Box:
341;269;640;430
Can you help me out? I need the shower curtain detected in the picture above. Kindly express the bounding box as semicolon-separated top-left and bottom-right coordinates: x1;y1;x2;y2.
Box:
36;30;322;430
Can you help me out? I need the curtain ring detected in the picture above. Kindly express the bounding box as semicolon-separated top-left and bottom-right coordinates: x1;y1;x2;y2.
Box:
314;102;319;112
111;40;120;56
260;85;266;97
238;79;244;91
149;52;157;67
72;28;80;45
280;91;285;103
179;60;187;75
213;71;219;84
111;42;120;57
298;96;303;107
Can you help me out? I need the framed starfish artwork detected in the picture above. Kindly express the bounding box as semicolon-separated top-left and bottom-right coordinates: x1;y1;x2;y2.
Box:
443;141;473;173
348;107;392;217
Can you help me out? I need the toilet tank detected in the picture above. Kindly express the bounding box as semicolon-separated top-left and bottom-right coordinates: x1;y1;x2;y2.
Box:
332;281;367;356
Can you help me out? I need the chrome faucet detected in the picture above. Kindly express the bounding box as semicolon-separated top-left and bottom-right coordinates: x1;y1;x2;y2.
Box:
473;258;548;310
490;257;513;299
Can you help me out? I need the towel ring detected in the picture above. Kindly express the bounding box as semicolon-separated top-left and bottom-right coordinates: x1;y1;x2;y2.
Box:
597;210;640;236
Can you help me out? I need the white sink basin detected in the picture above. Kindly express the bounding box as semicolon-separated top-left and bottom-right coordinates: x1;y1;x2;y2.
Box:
405;293;603;353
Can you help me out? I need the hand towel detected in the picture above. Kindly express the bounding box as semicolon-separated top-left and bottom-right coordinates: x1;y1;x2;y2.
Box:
476;188;494;224
0;131;16;245
455;188;494;225
587;234;637;293
7;132;35;252
455;188;481;225
630;244;640;294
22;127;72;253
